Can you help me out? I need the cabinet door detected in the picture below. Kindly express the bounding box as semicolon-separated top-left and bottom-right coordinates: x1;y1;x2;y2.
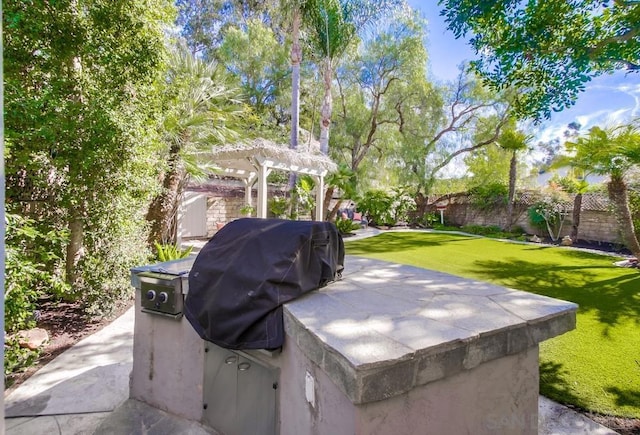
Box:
203;346;238;434
236;354;278;435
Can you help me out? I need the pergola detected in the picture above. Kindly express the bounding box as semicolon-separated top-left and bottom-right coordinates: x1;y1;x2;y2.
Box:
206;138;337;221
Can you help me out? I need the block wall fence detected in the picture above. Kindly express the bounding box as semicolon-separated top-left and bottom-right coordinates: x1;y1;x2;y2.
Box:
439;193;621;244
185;183;621;244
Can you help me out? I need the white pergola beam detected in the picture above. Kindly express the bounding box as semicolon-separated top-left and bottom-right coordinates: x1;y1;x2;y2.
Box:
208;140;337;221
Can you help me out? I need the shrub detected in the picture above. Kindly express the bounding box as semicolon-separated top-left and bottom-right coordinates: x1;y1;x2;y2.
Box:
461;224;503;236
335;217;361;235
268;196;289;219
528;196;571;242
4;214;69;378
154;242;193;262
357;190;394;226
75;208;152;316
4;213;69;333
417;212;439;228
468;182;508;211
358;188;416;227
390;187;416;224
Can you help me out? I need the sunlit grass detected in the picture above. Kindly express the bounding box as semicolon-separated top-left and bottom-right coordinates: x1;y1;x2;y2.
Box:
346;231;640;418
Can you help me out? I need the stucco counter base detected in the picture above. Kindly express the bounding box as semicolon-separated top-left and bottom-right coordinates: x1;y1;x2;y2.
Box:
280;256;577;435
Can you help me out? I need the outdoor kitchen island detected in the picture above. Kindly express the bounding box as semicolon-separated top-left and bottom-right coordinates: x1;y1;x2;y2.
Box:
129;255;577;435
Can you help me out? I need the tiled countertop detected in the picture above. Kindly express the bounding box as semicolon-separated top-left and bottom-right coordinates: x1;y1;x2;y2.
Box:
284;256;577;405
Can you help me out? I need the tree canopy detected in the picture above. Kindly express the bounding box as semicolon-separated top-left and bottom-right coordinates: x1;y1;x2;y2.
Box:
4;0;175;312
439;0;640;121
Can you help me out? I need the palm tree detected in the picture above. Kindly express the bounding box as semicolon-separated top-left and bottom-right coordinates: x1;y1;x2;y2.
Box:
496;127;530;230
303;0;403;155
146;44;245;245
567;122;640;257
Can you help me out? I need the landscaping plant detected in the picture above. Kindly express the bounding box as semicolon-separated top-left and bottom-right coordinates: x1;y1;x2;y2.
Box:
335;216;361;235
154;242;194;262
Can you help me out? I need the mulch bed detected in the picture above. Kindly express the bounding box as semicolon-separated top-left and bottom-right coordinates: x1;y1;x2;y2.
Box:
4;296;134;397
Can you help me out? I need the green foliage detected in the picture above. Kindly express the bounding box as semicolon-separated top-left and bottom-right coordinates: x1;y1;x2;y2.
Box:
269;196;289;219
461;224;502;236
566;123;640;179
464;144;511;186
147;42;250;245
290;175;316;220
552;174;591;195
154;242;194;262
4;214;70;333
335;217;361;235
528;192;571;242
390;187;416;224
357;190;394;226
218;19;291;120
4;337;41;379
77;207;153;316
240;203;255;217
565;122;640;255
357;188;416;226
528;204;549;231
4;0;174;317
176;0;278;60
416;212;439;228
440;0;640;120
468;182;508;211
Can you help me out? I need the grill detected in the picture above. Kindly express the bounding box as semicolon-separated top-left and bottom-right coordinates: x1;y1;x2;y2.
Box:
133;218;344;435
185;218;344;351
138;271;186;318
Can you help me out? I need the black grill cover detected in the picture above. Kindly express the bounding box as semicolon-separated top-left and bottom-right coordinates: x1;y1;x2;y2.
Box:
184;218;344;350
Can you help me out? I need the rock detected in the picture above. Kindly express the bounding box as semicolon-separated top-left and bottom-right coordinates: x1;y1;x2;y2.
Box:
561;236;573;246
17;328;49;350
530;235;542;243
613;258;638;268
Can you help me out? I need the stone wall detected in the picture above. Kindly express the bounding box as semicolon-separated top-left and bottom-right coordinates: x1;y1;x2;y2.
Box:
440;193;620;244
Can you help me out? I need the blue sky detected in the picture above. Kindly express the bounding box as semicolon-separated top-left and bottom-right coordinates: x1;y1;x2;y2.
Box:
409;2;640;143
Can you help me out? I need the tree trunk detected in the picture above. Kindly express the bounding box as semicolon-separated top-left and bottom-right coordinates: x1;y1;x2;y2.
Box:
506;150;517;230
288;8;302;190
607;175;640;257
319;57;333;155
146;148;184;245
323;185;335;221
65;7;85;293
65;208;84;293
414;192;428;222
570;193;583;241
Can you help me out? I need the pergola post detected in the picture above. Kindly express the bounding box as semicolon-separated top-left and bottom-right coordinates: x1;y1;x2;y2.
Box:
315;175;325;221
242;176;256;216
256;164;270;219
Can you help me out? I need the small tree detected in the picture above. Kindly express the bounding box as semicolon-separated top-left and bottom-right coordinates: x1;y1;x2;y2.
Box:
529;190;571;242
566;122;640;257
146;44;246;245
496;127;530;230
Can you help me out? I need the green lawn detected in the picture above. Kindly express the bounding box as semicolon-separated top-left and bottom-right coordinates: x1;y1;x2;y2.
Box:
345;231;640;418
